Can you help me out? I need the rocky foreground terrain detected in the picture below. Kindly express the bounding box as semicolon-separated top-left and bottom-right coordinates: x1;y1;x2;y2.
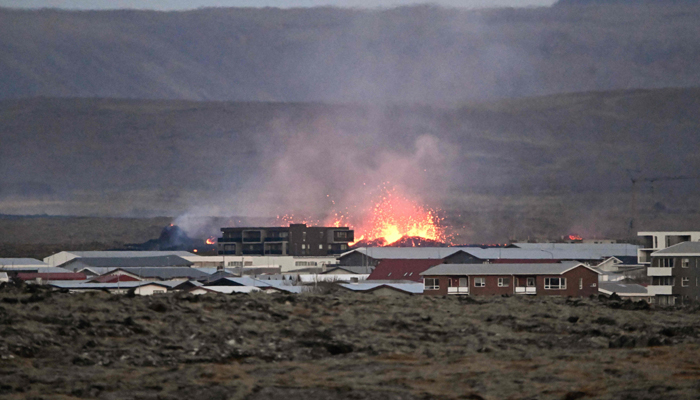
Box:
1;284;699;400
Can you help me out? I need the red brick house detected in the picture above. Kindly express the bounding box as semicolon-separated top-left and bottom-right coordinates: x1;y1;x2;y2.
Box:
367;259;445;282
420;262;599;297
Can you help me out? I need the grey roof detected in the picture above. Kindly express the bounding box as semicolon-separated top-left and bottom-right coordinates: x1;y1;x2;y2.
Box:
0;258;48;267
0;266;73;273
598;282;648;295
652;241;700;256
321;266;374;274
341;247;467;260
49;281;171;290
58;251;198;258
64;256;193;269
420;262;598;276
115;267;210;280
342;246;628;261
339;282;424;294
512;243;639;256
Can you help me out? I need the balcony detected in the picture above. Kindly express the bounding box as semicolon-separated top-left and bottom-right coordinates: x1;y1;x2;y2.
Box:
447;287;469;295
515;287;537;295
647;285;673;296
218;237;242;243
647;267;673;276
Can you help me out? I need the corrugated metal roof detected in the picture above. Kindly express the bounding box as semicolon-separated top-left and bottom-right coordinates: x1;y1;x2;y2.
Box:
341;247;466;260
198;286;262;294
420;262;595;276
652;241;700;255
49;281;171;289
321;266;374;274
0;266;73;273
368;259;443;282
0;258;48;266
343;246;628;261
65;256;193;268
60;251;199;258
512;243;639;256
339;282;424;294
599;282;648;295
115;267;210;280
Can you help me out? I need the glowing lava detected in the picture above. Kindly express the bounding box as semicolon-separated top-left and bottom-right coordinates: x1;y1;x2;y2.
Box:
350;187;447;246
205;237;216;245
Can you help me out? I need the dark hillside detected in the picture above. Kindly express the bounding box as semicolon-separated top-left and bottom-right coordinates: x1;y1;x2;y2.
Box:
1;88;699;242
1;5;700;102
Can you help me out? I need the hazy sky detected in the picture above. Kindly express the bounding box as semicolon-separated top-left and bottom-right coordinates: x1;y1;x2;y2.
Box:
0;0;556;10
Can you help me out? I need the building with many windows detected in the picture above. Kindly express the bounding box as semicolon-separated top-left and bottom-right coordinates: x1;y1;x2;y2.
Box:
217;224;353;257
647;241;700;305
420;262;599;297
637;231;700;264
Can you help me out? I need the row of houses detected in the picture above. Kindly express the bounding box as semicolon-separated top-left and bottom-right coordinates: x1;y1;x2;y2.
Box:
1;231;699;302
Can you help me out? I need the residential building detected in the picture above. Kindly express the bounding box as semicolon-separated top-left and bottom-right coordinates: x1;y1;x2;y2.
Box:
366;259;445;282
184;255;339;272
217;223;353;257
637;231;700;264
59;256;194;274
420;262;599;297
647;241;700;305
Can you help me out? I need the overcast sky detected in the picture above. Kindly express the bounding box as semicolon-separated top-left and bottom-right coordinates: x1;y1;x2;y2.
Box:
0;0;555;10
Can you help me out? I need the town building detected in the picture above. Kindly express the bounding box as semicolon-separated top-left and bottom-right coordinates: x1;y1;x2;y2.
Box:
637;231;700;264
647;241;700;305
217;223;353;257
598;282;651;302
43;251;199;268
0;258;50;269
420;262;599;297
183;254;340;272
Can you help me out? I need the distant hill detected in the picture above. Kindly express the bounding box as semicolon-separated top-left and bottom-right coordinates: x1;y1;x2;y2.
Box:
2;88;700;242
1;5;700;103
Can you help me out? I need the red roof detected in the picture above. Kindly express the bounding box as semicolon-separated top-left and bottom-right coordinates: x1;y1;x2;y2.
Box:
89;274;140;283
16;273;86;281
368;259;444;282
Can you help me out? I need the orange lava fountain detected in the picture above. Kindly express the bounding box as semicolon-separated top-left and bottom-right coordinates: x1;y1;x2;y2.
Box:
205;237;216;245
349;187;447;246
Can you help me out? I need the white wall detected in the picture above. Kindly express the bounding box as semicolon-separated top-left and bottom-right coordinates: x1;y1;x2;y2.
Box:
134;285;168;296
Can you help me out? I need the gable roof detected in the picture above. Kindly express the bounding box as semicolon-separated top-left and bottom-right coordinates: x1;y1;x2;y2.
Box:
320;266;374;274
49;281;172;290
339;282;424;294
367;259;444;282
108;267;209;280
0;258;48;267
652;241;700;256
420;262;599;276
341;247;465;260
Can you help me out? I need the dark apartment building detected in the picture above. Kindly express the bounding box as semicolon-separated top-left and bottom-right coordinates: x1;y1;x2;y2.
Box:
647;241;700;305
217;224;354;257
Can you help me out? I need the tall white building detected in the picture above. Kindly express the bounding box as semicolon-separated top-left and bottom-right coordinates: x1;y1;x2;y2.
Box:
637;231;700;264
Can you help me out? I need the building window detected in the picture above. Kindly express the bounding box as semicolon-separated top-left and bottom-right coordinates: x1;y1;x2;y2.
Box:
579;278;583;290
336;231;348;239
497;277;509;287
682;277;690;287
302;232;306;242
544;277;566;290
319;244;323;250
153;290;165;294
447;278;452;287
526;277;535;287
661;258;674;268
295;261;318;267
424;278;439;290
658;276;674;286
682;258;690;268
474;277;485;287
